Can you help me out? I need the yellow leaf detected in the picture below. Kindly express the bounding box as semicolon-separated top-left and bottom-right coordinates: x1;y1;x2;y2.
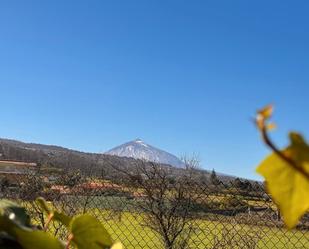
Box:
257;105;273;120
111;242;123;249
256;132;309;229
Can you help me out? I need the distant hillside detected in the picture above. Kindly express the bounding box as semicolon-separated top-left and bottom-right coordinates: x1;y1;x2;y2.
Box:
0;138;255;185
0;138;136;176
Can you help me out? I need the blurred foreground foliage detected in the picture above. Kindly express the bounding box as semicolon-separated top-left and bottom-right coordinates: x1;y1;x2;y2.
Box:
0;198;122;249
256;105;309;229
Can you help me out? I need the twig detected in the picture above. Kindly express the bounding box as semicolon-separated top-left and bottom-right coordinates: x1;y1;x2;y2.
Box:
66;234;74;249
44;213;54;231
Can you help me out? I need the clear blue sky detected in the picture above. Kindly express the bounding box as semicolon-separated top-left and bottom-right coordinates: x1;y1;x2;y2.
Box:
1;1;308;180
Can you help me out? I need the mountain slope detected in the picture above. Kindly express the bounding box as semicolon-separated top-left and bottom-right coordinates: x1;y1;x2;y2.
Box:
0;137;256;183
105;139;184;167
0;138;136;174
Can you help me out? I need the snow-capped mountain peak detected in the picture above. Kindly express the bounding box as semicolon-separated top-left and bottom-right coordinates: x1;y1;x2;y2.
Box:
133;138;148;147
105;139;184;168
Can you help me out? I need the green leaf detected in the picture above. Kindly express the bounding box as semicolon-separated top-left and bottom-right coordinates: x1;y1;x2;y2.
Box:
36;198;52;214
256;132;309;229
70;214;113;249
36;198;71;227
0;216;64;249
14;229;65;249
53;212;72;227
0;200;30;227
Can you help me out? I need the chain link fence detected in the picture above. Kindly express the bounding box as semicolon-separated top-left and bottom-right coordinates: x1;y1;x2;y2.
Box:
1;162;309;249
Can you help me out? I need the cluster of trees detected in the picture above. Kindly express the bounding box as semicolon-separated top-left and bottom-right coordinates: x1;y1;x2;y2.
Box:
208;169;264;197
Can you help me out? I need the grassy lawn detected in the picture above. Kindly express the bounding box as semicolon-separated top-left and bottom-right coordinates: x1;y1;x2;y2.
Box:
21;199;309;249
88;209;309;249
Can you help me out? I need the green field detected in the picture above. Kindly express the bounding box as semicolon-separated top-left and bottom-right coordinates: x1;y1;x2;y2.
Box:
19;192;309;248
25;200;309;249
95;210;309;249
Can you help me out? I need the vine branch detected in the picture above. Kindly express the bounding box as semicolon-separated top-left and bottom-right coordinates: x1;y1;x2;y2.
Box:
256;106;309;181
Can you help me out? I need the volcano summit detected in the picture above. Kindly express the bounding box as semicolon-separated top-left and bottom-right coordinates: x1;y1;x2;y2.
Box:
105;139;184;168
